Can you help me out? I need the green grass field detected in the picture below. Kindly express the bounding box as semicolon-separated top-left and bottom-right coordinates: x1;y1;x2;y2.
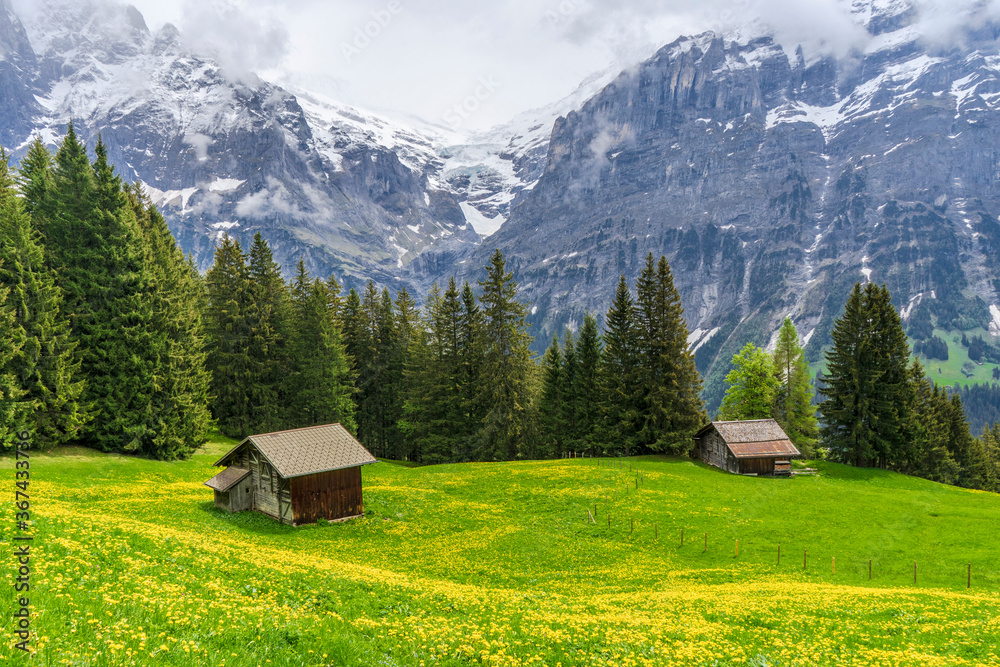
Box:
3;438;1000;666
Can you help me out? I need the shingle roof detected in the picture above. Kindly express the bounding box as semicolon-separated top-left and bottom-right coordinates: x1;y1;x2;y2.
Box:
204;466;251;491
727;439;801;459
214;423;376;479
696;419;801;459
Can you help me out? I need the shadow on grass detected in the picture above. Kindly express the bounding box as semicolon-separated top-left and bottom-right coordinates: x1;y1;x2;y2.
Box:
197;501;299;535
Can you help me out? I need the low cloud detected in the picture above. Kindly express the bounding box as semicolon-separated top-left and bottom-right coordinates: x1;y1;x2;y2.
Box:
182;132;213;161
176;0;289;82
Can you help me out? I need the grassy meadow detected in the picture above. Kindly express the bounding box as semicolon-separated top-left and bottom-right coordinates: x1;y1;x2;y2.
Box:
2;436;1000;666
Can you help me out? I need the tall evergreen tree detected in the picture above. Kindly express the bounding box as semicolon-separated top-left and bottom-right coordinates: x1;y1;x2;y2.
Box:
905;360;958;483
325;273;344;323
377;286;404;458
245;232;290;433
600;274;641;456
127;186;212;457
573;313;602;453
341;287;367;378
71;138;161;453
285;259;356;431
0;284;26;448
457;280;485;459
0;150;86;448
399;283;441;463
355;281;392;456
634;254;705;453
477;249;533;460
718;343;779;421
399;280;468;463
559;329;578;449
204;235;254;438
820;282;912;468
17;138;55;221
538;335;563;457
771;317;819;456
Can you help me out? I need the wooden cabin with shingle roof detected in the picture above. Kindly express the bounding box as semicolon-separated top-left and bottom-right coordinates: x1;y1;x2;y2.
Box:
204;423;377;525
694;419;800;476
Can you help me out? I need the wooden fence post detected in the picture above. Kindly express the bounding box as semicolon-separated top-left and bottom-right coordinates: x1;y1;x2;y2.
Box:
869;559;872;580
654;522;657;539
704;533;707;552
681;528;684;546
832;556;835;575
777;544;780;565
735;540;739;558
630;518;634;534
968;563;971;589
914;561;917;585
804;549;807;569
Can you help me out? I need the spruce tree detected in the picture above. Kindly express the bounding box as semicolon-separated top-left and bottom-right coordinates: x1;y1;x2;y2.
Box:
39;124;97;326
635;254;705;453
0;150;86;448
772;317;818;455
74;139;160;453
539;335;563;457
17;138;55;220
341;287;366;377
128;186;212;457
718;343;779;421
600;274;641;456
559;329;578;448
457;280;485;459
906;362;958;483
246;232;290;433
477;249;533;460
377;286;403;458
574;313;602;453
400;280;467;463
355;281;383;454
0;284;26;448
820;282;912;468
399;283;438;463
205;235;254;438
286;259;355;432
325;273;344;323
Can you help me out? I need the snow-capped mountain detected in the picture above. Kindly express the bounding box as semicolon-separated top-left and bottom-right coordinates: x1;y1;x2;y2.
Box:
1;0;531;288
449;0;1000;405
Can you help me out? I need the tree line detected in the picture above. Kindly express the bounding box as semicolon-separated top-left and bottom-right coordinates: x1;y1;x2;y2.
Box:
2;130;997;493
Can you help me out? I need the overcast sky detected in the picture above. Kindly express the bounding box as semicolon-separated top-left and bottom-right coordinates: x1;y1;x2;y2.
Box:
19;0;1000;133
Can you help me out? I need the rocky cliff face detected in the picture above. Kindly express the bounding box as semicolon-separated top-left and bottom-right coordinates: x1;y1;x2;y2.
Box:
449;4;1000;406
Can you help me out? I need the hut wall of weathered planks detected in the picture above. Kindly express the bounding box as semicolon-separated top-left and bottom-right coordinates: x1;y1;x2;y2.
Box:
738;457;776;475
290;467;364;524
214;482;253;512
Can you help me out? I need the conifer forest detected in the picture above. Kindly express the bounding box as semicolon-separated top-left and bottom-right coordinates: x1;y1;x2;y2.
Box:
1;130;999;493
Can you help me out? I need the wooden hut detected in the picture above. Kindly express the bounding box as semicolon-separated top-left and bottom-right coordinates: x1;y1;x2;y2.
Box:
204;423;376;525
693;419;800;476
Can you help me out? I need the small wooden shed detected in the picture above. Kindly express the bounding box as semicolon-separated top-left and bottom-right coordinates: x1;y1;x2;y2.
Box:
694;419;800;476
204;423;376;525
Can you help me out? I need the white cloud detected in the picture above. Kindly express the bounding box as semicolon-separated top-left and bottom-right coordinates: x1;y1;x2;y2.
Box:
21;0;1000;132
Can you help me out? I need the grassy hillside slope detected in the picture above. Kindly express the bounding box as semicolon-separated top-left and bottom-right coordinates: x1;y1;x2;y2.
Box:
2;438;1000;666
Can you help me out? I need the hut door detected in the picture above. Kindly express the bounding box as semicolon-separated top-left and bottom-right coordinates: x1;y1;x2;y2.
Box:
277;480;293;524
